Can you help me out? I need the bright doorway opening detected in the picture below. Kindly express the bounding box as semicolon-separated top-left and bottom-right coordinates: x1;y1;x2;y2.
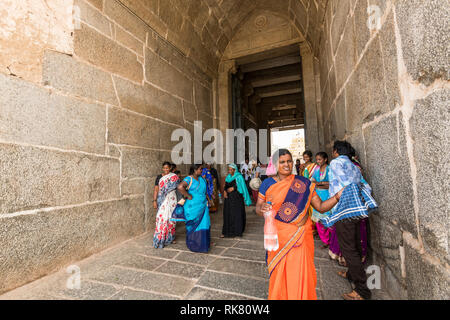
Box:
271;128;305;164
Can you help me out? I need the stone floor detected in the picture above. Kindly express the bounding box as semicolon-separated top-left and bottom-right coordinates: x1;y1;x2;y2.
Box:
1;206;391;300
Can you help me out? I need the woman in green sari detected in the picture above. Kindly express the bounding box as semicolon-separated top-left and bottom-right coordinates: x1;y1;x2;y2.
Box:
221;164;252;238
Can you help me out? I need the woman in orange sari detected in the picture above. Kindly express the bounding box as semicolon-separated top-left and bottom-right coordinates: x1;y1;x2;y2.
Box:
256;149;343;300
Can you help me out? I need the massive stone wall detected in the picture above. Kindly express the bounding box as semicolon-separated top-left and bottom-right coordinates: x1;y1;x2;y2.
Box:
1;0;448;300
0;0;214;294
317;0;449;299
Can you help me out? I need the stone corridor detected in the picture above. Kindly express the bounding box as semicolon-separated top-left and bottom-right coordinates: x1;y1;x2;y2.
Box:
1;0;448;300
0;207;390;300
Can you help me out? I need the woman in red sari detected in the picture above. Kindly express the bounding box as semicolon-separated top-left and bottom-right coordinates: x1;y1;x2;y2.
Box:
256;149;344;300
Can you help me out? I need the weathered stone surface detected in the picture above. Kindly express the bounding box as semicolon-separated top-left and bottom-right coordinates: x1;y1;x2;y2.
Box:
222;248;266;261
291;0;308;35
197;111;214;130
114;24;144;57
0;143;120;215
208;257;268;280
107;106;160;149
369;215;403;281
331;0;351;55
120;146;162;179
85;0;103;10
75;0;111;37
182;101;198;123
185;287;253;300
121;178;146;196
230;240;264;251
132;269;195;297
104;0;148;41
346;36;388;134
138;247;180;260
159;122;184;152
383;263;408;300
74;23;143;83
0;73;106;154
329;65;337;100
154;261;205;279
353;0;371;58
379;10;402;110
119;0;159;22
363;114;416;234
333;92;346;139
0;197;145;294
0;0;73;83
115;254;166;272
335;14;356;92
319;38;330;93
317;264;351;300
321;80;332;121
110;288;177;300
404;243;450;300
347;130;366;168
395;0;450;85
158;0;183;33
113;76;184;126
107;144;121;158
145;178;158;231
174;251;218;266
42;50;118;105
145;48;193;102
194;82;212;115
409;90;450;257
197;271;269;299
59;281;118;300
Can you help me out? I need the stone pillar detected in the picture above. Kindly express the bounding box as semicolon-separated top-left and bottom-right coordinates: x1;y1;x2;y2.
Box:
217;59;237;176
300;42;320;154
314;57;325;151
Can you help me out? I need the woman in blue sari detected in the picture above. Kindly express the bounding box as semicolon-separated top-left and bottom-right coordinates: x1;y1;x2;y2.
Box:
201;165;214;210
177;164;211;253
310;152;331;247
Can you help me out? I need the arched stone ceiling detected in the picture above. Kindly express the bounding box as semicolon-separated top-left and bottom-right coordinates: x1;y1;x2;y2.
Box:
119;0;327;75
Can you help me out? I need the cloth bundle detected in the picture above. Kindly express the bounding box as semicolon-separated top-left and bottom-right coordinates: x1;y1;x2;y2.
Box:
320;183;378;228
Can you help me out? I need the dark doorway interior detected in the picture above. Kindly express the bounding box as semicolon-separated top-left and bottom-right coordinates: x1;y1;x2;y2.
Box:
230;44;306;160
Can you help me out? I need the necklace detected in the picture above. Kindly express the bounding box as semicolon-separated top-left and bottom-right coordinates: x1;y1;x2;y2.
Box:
319;165;327;181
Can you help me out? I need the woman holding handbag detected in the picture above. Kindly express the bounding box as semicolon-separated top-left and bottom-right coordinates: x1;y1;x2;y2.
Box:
176;164;211;253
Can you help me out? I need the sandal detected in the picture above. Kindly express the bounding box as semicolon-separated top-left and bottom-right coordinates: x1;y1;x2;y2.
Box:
337;270;348;279
338;258;347;267
342;290;364;300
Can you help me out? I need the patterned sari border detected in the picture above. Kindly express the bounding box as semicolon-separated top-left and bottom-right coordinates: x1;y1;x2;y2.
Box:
267;182;316;276
268;227;306;277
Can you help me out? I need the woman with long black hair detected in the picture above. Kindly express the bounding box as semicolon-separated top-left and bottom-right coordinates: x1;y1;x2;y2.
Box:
177;164;211;253
221;164;252;238
255;149;344;300
153;162;179;248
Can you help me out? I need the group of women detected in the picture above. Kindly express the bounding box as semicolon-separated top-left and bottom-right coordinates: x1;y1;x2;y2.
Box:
152;146;368;300
152;161;252;253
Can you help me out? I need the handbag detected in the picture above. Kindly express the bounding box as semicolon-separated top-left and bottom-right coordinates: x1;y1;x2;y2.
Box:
177;176;193;206
171;177;193;222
